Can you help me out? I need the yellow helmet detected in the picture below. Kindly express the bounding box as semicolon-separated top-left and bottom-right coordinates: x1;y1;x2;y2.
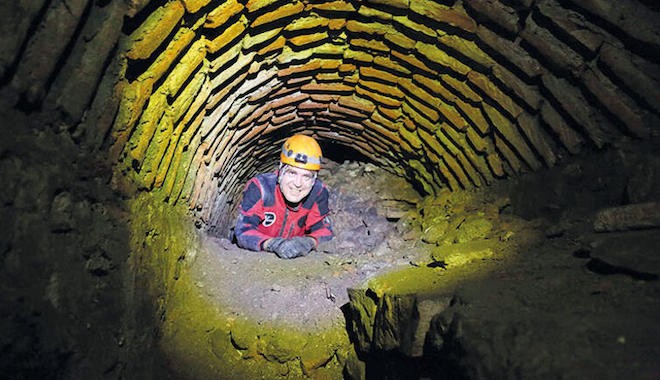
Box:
280;134;322;171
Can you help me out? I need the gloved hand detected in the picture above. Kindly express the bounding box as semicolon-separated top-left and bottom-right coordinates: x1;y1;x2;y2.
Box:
266;237;315;259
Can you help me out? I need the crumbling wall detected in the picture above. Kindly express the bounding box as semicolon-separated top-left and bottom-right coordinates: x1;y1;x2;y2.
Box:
0;0;659;378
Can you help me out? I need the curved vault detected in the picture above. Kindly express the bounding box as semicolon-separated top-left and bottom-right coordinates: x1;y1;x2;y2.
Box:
100;0;659;236
1;0;659;378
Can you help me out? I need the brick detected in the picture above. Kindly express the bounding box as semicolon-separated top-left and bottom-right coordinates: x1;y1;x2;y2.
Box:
127;92;167;165
127;1;185;60
358;5;393;21
355;85;401;108
409;0;477;32
520;17;584;77
494;134;521;175
391;50;433;74
142;113;174;188
316;72;341;82
269;92;309;109
239;103;271;127
243;27;282;50
246;74;281;104
476;25;543;79
206;20;246;54
271;112;297;125
441;74;482;103
386;31;416;50
252;2;304;28
338;95;377;114
358;78;404;99
447;125;494;184
298;100;328;111
344;48;374;63
438;125;484;187
365;0;408;9
285;16;330;32
372;108;402;130
535;1;606;54
278;60;322;78
308;0;356;12
456;98;489;134
359;66;398;85
393;15;437;38
310;94;339;102
210;51;256;95
139;28;195;83
245;0;276;13
162;110;205;197
329;103;369;118
582;65;649;138
438;34;496;70
336;119;366;131
399;85;440;122
483;103;541;170
351;38;389;52
374;56;410;75
468;71;523;118
561;0;659;48
593;202;660;232
463;0;519;35
362;118;401;144
181;0;211;13
289;32;329;47
328;19;346;30
492;65;542;111
486;152;505;178
399;123;423;149
436;102;468;131
206;0;244;29
516;111;556;167
109;79;154;162
346;20;393;36
419;127;471;188
541;73;606;148
301;82;354;94
163;39;206;96
599;43;660;115
413;74;456;101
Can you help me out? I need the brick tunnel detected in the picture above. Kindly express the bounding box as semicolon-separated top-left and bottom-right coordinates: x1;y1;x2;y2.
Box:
1;0;659;379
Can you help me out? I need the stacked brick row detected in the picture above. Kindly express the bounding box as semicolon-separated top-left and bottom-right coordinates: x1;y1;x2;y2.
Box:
2;0;658;234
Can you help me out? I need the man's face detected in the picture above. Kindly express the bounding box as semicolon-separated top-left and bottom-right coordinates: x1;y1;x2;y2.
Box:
279;165;316;204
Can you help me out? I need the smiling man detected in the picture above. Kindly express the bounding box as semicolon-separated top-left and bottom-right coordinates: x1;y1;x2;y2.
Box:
234;134;334;259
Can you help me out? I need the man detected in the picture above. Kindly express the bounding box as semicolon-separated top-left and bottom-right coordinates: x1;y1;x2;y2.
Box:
234;134;334;259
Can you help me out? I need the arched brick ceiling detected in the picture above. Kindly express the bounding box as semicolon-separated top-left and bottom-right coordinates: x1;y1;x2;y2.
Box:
2;0;659;234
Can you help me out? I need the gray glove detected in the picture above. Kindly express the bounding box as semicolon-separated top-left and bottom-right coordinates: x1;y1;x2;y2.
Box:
266;237;315;259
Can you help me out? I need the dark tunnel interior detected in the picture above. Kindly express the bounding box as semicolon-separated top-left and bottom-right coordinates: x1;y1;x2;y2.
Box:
1;0;659;379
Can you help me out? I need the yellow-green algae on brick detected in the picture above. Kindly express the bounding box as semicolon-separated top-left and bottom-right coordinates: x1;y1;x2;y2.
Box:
127;193;352;379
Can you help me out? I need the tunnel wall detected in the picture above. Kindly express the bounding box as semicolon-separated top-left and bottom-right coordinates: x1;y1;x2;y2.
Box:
0;102;153;377
2;1;659;236
0;0;659;378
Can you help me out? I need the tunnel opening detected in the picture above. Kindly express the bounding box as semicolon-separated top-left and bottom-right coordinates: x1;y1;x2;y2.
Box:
1;0;660;379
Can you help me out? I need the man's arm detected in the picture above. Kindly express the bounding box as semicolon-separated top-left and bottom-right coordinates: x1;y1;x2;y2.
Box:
234;181;272;251
305;184;334;245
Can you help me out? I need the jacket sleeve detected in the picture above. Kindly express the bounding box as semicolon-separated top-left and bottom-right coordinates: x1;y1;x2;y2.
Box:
305;184;334;244
234;180;271;251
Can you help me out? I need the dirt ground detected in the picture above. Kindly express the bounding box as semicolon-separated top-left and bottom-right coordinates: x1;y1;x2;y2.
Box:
188;139;660;378
192;160;425;331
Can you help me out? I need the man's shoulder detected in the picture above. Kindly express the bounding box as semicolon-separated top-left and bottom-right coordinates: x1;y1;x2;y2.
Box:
249;172;277;192
247;171;274;182
314;179;330;193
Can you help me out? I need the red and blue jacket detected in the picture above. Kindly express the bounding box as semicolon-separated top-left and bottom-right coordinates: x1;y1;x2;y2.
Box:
235;172;334;251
